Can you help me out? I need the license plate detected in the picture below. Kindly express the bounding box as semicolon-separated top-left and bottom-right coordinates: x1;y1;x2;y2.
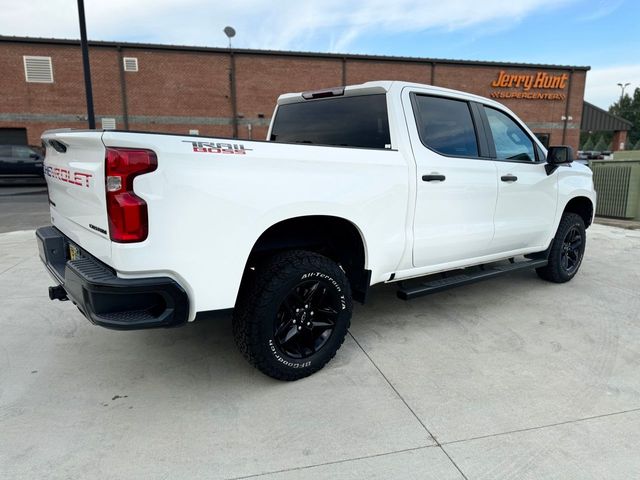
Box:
68;243;81;261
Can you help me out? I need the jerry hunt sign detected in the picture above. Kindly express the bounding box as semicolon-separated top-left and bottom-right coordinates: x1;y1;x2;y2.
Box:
490;70;568;101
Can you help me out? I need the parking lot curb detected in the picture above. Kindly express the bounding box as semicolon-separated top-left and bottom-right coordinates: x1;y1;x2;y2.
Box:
594;217;640;230
0;188;47;197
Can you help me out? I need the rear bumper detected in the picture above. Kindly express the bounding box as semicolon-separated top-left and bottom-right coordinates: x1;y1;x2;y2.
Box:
36;226;189;330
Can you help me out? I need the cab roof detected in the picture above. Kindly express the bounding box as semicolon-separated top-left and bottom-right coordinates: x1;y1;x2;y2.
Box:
277;81;505;109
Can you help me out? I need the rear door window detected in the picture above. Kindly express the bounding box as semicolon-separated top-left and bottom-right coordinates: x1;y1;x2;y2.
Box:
412;95;479;157
270;94;391;149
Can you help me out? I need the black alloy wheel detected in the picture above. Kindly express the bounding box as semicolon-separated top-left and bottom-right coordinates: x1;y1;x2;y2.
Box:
560;225;583;274
536;212;586;283
273;280;340;359
233;250;353;381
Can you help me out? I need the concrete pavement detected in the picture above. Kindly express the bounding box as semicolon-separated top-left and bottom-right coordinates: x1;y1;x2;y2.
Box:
1;225;639;479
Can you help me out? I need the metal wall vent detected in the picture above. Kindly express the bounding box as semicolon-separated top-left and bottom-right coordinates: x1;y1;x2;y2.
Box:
24;56;53;83
101;118;117;130
123;57;139;72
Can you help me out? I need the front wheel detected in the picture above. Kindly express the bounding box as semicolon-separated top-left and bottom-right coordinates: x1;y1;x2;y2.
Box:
536;212;586;283
233;250;353;381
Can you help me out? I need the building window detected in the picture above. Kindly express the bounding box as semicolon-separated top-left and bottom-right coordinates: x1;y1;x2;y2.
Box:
123;57;138;72
534;133;550;148
0;127;28;145
101;118;117;130
23;56;53;83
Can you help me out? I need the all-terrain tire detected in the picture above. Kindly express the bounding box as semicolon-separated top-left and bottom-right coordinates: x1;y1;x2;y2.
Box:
233;250;353;381
536;212;586;283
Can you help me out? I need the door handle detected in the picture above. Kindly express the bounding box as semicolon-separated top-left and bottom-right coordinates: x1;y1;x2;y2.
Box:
422;174;446;182
501;174;518;182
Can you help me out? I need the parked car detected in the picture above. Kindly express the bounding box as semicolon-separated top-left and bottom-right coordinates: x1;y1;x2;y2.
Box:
36;81;596;380
0;144;45;177
584;150;604;160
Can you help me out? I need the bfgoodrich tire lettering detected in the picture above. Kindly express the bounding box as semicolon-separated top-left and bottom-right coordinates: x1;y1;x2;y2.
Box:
233;250;353;381
536;212;586;283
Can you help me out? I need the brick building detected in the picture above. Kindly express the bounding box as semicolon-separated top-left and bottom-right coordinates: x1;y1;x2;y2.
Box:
1;36;592;150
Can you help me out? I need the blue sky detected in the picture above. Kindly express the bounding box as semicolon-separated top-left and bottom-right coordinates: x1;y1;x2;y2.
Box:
348;1;635;67
1;0;638;108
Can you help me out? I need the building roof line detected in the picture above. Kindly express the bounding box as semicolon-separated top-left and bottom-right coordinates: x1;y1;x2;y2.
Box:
582;101;633;131
0;35;591;71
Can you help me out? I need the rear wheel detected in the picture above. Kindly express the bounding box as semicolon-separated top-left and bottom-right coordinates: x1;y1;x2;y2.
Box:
233;250;352;381
536;212;586;283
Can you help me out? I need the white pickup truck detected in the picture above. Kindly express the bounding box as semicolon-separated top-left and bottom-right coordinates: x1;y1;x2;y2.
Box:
37;81;596;380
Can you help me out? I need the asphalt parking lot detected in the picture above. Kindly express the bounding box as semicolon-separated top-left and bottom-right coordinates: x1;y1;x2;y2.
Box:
0;180;49;234
1;222;639;479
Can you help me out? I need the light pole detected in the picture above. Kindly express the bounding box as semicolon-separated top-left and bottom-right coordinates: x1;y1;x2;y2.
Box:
77;0;95;129
224;26;236;48
225;26;238;138
617;82;631;102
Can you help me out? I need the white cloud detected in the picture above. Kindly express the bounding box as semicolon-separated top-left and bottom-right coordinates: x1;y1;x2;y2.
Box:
577;0;623;21
0;0;574;52
584;64;640;109
4;0;634;112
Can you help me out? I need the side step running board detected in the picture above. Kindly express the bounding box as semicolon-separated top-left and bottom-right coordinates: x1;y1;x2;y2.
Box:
397;258;548;300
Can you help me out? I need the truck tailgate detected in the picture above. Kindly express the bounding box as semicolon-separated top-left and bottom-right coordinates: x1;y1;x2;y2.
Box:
42;130;111;263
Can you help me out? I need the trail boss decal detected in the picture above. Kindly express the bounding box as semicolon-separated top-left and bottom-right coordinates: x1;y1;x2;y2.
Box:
183;141;252;155
44;165;93;188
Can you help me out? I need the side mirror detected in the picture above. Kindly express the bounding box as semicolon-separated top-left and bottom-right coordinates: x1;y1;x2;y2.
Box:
547;146;574;165
545;146;574;175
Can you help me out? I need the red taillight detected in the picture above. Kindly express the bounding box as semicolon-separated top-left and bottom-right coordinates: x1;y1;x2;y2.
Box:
105;147;157;243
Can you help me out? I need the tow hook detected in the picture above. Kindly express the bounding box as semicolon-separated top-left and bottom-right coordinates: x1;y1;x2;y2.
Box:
48;285;69;301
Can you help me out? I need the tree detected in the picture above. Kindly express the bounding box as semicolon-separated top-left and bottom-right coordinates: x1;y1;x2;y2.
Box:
609;87;640;146
581;136;595;151
593;135;610;152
